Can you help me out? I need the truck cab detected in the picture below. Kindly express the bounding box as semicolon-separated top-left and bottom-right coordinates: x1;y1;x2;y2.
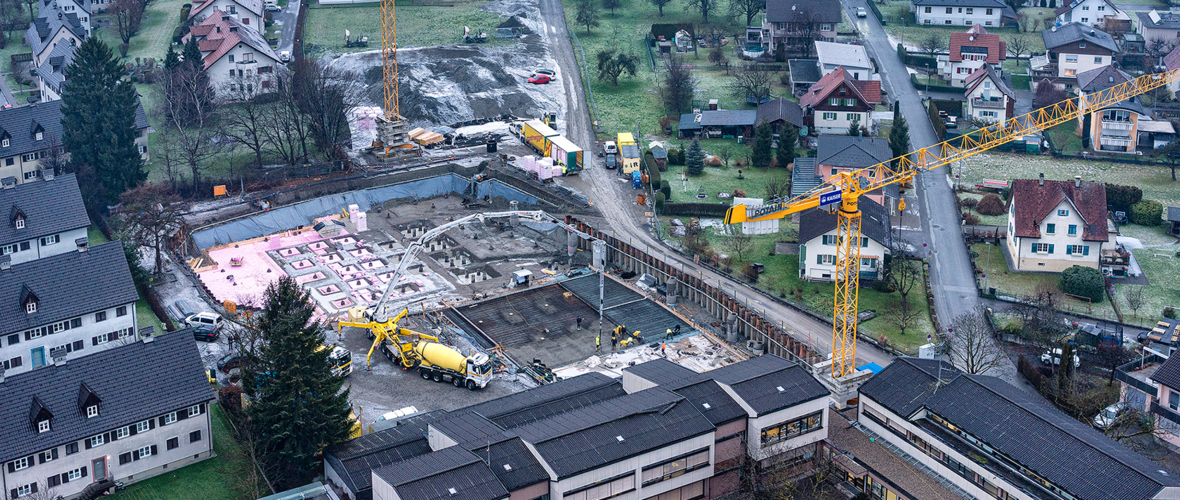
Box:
465;353;494;389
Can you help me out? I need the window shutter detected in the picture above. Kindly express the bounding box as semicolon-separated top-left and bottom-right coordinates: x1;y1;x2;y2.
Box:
73;340;82;351
48;475;58;487
158;416;166;427
107;432;114;442
60;472;69;484
149;419;156;430
51;448;58;460
1048;244;1054;254
150;445;158;456
130;425;137;436
816;255;822;264
178;410;188;420
92;336;99;346
1083;246;1090;256
85;439;91;450
81;466;87;478
30;483;37;493
7;462;13;473
1066;246;1072;255
10;488;17;499
120;453;131;465
38;452;44;464
132;450;140;460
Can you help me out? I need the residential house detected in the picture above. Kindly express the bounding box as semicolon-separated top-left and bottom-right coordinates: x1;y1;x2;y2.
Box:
187;0;263;32
0;173;89;267
964;66;1015;123
1043;23;1119;79
677;110;758;139
788;59;823;95
799;67;882;135
1136;10;1180;45
182;10;282;99
797;197;891;281
1169;206;1180;236
34;42;75;103
793;135;897;208
0;240;140;375
24;14;84;68
1005;174;1111;272
326;355;829;500
1120;337;1180;450
0;331;214;500
1163;44;1180;93
1057;0;1127;29
1076;65;1148;153
912;0;1012;27
815;41;875;80
859;357;1180;500
756;0;841;56
940;24;1007;86
37;0;93;36
0;101;151;179
755;97;805;139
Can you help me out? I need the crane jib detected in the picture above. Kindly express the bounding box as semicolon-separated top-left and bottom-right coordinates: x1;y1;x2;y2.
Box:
749;202;788;219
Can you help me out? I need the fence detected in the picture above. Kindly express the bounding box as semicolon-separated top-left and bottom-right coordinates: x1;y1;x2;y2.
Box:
662;202;731;217
867;1;887;25
569;31;601;133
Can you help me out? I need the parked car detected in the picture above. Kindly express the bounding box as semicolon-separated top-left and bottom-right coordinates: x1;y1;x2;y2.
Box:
265;3;280;11
280;51;291;63
1137;331;1151;343
1041;348;1080;368
528;74;551;84
216;352;245;372
856;7;867;17
186;311;223;330
603;141;618;155
532;69;555;78
193;323;220;342
1093;402;1128;429
604;154;617;169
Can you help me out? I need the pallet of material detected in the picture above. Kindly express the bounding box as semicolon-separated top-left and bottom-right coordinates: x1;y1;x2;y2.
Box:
414;132;445;146
408;128;427;140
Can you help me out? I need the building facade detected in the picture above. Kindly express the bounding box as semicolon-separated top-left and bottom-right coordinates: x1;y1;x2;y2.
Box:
182;10;282;100
187;0;264;32
798;197;891;281
940;25;1006;86
1075;65;1148;153
799;67;882;135
1005;175;1110;272
964;66;1014;123
757;0;841;55
1057;0;1127;28
912;0;1008;27
1043;23;1119;79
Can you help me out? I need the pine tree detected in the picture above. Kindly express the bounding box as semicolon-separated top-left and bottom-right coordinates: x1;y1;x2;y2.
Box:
888;104;910;164
847;120;861;136
752;123;773;168
61;37;145;210
182;36;203;70
686;139;705;176
775;125;797;169
164;45;180;71
243;277;353;489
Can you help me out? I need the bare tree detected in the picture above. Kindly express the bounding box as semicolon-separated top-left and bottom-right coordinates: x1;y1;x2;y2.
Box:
262;71;312;166
1096;343;1132;386
1149;36;1174;60
684;0;715;23
920;34;946;74
729;0;764;26
118;183;185;277
158;61;224;193
292;59;358;162
220;73;272;168
724;229;753;262
112;0;145;44
1008;35;1030;70
3;480;59;500
1125;286;1145;321
729;65;773;102
39;133;68;177
661;56;697;114
764;173;790;199
717;145;733;167
886;239;922;336
948;306;1007;375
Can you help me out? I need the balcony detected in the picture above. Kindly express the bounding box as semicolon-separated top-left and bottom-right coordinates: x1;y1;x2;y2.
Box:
1100;137;1133;148
1152;401;1180;427
1102;120;1132;131
971;98;1005;109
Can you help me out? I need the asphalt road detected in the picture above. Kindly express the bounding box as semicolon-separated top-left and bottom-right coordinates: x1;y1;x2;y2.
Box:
276;0;300;56
842;0;1021;384
537;0;892;369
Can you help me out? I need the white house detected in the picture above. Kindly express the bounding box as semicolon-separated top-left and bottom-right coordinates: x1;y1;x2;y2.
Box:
0;173;89;268
187;0;263;32
1043;23;1119;79
24;15;84;68
0;332;215;500
0;101;151;180
964;65;1014;123
1006;174;1111;272
37;0;94;36
798;197;891;282
799;67;882;135
1076;65;1151;153
814;41;875;81
912;0;1011;27
940;24;1006;86
1056;0;1127;29
182;10;281;99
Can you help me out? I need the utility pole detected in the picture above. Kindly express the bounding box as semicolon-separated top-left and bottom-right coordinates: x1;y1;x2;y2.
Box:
983;241;992;293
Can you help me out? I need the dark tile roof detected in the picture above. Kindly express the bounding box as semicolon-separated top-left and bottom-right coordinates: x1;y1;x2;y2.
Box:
431;411;508;449
623;358;699;387
1137;10;1180;29
965;65;1014;99
679;113;702;132
1042;23;1119;53
1010;178;1109;242
0;101;68;165
464;371;624;427
799;196;891;247
817;135;892;168
1077;65;1132;93
1151;341;1180;390
791;157;822;197
766;0;841;24
1165;44;1180;71
926;375;1180;500
678;110;758;129
912;0;1005;6
756;98;805;128
672;380;747;425
0;173;89;248
859;358;959;417
828;410;965;500
511;388;714;478
372;446;509;500
34;42;75;95
789;59;823;85
323;411;442;493
0;241;139;336
478;437;550;491
705;355;829;414
0;330;214;462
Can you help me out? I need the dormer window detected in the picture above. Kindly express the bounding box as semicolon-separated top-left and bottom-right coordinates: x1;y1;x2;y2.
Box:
35;131;42;141
26;301;36;313
86;405;98;418
37;420;49;433
15;218;23;229
2;138;9;147
21;284;39;314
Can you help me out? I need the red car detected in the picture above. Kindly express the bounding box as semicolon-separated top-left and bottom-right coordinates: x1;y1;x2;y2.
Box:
528;74;551;84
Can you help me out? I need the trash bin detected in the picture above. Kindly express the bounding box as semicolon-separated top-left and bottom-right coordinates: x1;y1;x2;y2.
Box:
486;139;497;153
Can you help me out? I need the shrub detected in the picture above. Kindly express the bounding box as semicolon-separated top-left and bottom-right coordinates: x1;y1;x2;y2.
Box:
118;43;129;57
660;180;671;200
1059;265;1105;303
1130;200;1163;226
218;385;243;414
180;3;192;19
1165;306;1177;319
976;193;1005;216
1018;355;1046;389
1105;184;1143;212
647;165;660;186
654;192;665;210
962;212;980;225
172;26;186;43
960;197;978;208
742;262;758;282
873;279;895;293
667;148;684;165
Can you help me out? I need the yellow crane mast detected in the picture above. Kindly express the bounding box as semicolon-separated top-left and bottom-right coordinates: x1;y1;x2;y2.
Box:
381;0;399;121
726;69;1179;379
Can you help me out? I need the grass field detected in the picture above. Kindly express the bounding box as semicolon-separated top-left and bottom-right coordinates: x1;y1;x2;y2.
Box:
1046;122;1083;155
1116;244;1180;324
972;242;1117;318
303;0;503;57
957;152;1180;208
97;0;188;63
957;192;1006;225
663;160;788;204
881;3;1046;54
109;405;255;500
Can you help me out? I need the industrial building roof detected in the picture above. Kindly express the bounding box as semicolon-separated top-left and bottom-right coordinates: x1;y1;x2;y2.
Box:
706;355;829;414
432;411;509;449
477;437;550;491
860;357;959;417
672;380;748;425
323;411;442;493
372;446;509;500
623;358;699;387
0;172;88;248
466;371;624;428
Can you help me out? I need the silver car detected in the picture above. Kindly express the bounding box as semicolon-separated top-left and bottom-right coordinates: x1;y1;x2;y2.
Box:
1093;402;1127;429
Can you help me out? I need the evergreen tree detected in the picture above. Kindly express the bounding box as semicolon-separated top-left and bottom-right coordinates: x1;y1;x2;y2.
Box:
847;120;861;136
182;36;203;70
888;104;910;164
243;277;352;489
61;37;145;210
752;123;773;168
775;124;797;169
686;139;705;175
164;45;180;71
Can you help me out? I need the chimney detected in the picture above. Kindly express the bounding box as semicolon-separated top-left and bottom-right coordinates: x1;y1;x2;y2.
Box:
0;255;11;270
1038;172;1044;186
1075;175;1081;188
53;353;66;366
140;326;155;343
75;237;87;252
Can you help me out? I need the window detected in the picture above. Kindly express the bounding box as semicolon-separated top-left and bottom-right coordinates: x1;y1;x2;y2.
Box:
136;420;151;433
1170;391;1179;410
1095;56;1103;64
1079;41;1087;47
228;55;234;63
138;445;153;458
26;302;36;313
946;7;952;13
116;306;127;317
66;443;77;455
817;254;836;265
90;434;104;447
966;7;973;14
861;236;869;247
647;481;705;500
67;468;82;481
34;132;42;141
924;6;931;12
844;98;857;106
564;474;636;500
1033;243;1054;254
820;24;832;31
167;437;179;450
14;484;32;496
86;405;98;418
163;412;178;425
39;448;56;463
1;244;16;255
1046;223;1055;234
1064;69;1077;76
822;112;837;121
93;332;109;345
95;311;107;322
642;449;710;485
1068;224;1077;235
828;97;840;106
861;258;877;269
760;411;824;445
14;218;23;229
822;235;837;245
188;404;202;417
847;113;858;121
190;430;202;443
1098;4;1105;10
116;426;129;439
2;138;8;147
1067;245;1090;256
1082;5;1089;9
39;234;58;246
986;8;993;14
1103;109;1130;122
11;456;30;470
1058;209;1069;216
36;419;48;433
21;152;43;162
5;158;12;166
1065;55;1078;63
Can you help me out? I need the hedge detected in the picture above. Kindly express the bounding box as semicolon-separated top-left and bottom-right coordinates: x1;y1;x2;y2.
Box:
1059;265;1104;303
662;203;730;217
1130;200;1163;226
910;73;958;93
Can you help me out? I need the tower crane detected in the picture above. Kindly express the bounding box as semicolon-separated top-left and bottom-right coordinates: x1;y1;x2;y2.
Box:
725;69;1180;379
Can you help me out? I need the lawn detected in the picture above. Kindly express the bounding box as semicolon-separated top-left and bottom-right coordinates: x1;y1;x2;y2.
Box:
97;0;189;63
663;160;788;204
957;152;1180;208
303;0;503;57
88;225;111;244
109;405;257;500
882;3;1046;54
1119;223;1177;246
1116;244;1180;325
1045;122;1083;155
971;242;1117;318
138;299;168;333
957;192;1006;226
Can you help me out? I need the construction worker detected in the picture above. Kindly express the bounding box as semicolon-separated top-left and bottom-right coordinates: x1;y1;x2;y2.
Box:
661;342;666;356
611;332;618;350
596;334;601;353
665;328;674;341
576;317;583;330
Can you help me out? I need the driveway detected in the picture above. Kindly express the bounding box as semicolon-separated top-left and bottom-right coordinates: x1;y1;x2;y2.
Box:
536;0;892;370
841;0;1022;384
275;0;300;56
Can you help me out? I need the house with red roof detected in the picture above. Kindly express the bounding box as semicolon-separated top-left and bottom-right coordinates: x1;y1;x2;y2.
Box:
1005;174;1112;272
939;24;1006;87
188;0;263;33
799;67;881;135
182;10;281;99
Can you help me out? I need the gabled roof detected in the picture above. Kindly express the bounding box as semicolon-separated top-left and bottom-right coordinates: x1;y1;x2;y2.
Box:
912;0;1005;6
949;25;1006;64
1056;0;1119;16
188;0;263;21
1151;334;1180;389
0;331;214;462
672;379;747;425
182;9;280;70
464;371;625;428
25;14;84;59
623;357;699;387
860;358;958;417
756;98;805;128
0;241;139;336
799;196;891;248
1043;23;1119;53
815;41;872;69
34;41;76;95
1010;178;1109;241
1164;44;1180;71
323;411;442;493
0;172;88;248
765;0;842;24
964;65;1015;99
372;446;509;500
476;437;549;491
800;67;882;108
1076;65;1132;93
431;411;508;449
817;135;891;167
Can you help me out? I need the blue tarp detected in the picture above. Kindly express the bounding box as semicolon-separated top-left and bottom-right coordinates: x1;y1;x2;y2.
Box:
859;363;884;376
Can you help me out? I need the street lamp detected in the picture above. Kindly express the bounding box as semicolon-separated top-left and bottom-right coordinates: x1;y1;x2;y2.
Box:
924;63;930;96
983;241;992;294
